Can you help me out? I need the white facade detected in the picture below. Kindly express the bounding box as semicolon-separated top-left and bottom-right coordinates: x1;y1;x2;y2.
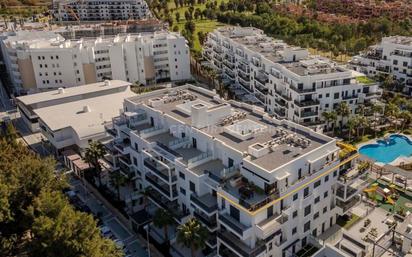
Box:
349;36;412;96
0;31;191;94
105;84;366;257
203;27;382;130
16;80;135;152
52;0;151;22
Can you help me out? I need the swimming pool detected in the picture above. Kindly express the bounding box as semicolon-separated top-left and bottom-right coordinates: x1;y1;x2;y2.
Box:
359;135;412;164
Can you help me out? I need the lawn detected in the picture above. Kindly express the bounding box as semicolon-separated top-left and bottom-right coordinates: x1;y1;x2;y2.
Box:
308;48;352;64
165;0;228;52
356;76;376;85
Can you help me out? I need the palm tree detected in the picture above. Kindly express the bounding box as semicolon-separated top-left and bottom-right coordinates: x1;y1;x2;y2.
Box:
139;188;151;211
399;111;412;132
109;171;127;201
385;103;401;131
371;103;383;137
336;102;351;135
321;111;337;136
153;208;175;244
347;116;357;142
177;218;208;257
83;141;107;186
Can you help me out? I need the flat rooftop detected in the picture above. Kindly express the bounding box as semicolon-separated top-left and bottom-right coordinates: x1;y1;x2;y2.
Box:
33;81;135;139
127;85;332;171
17;80;130;106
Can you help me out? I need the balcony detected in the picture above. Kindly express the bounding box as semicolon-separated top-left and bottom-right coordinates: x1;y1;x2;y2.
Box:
113;139;130;153
144;159;177;182
147;189;189;221
336;195;360;214
293;99;320;107
274;108;286;118
255;74;268;86
223;60;235;70
275;98;287;107
194;211;217;230
145;174;177;199
290;84;316;93
238;72;250;82
238;63;250;74
217;231;266;257
190;193;218;213
218;213;251;236
295;111;319;118
342;94;359;100
256;212;288;239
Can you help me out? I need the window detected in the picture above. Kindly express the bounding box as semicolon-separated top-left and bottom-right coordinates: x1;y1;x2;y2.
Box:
334;92;339;99
393;60;398;65
314;180;321;188
333;170;337;177
267;206;273;218
314;196;320;204
304;205;311;216
133;157;137;165
304;187;309;198
404;62;408;67
292;227;297;235
293;193;298;201
189;181;195;192
179;172;185;179
324;191;328;198
314;212;319;220
293;210;298;218
304;221;310;232
324;175;329;182
326;93;330;97
318;94;322;98
180;187;186;195
323;207;327;213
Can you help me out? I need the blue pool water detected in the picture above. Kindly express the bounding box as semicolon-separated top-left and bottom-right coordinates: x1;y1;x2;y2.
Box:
359;135;412;164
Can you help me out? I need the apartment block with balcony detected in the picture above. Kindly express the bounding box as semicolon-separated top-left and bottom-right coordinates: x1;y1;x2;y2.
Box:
349;36;412;96
52;0;151;22
0;30;190;95
203;26;381;131
105;84;362;257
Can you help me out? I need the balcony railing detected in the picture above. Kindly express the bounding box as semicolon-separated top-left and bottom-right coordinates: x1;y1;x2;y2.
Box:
218;213;251;236
293;99;320;107
190;193;218;213
144;159;176;182
194;211;217;229
217;231;266;257
290;85;316;93
145;174;177;199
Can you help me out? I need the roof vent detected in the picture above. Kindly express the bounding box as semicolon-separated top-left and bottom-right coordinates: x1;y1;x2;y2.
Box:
104;80;110;86
58;87;65;94
83;105;91;113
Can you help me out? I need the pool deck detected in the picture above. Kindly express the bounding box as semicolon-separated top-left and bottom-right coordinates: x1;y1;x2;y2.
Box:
357;133;412;167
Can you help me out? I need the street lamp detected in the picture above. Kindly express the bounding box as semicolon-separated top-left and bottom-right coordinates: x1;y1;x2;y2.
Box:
143;224;151;257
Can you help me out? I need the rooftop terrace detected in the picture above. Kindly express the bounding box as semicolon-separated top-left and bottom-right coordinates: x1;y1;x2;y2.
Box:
126;85;332;171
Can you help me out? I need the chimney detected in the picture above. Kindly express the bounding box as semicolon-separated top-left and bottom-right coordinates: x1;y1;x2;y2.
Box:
104;80;111;86
83;105;91;113
58;87;65;94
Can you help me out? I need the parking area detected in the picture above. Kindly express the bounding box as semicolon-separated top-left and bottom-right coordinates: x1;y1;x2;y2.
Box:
69;177;150;257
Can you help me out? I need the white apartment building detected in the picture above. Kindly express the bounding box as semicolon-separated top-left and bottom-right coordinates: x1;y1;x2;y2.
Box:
105;84;366;257
52;0;151;22
203;27;381;130
349;36;412;96
0;30;190;94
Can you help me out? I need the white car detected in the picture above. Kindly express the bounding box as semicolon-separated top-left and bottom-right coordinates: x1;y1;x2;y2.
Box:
113;239;125;249
65;190;76;198
99;226;111;237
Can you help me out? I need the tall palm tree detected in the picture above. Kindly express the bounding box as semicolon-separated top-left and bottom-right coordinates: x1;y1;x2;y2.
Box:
139;187;151;211
371;103;383;137
153;208;175;244
385;103;401;131
347;116;357;142
83;141;106;186
358;115;369;137
399;111;412;132
109;171;127;201
177;218;208;257
321;111;337;135
336;102;351;135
